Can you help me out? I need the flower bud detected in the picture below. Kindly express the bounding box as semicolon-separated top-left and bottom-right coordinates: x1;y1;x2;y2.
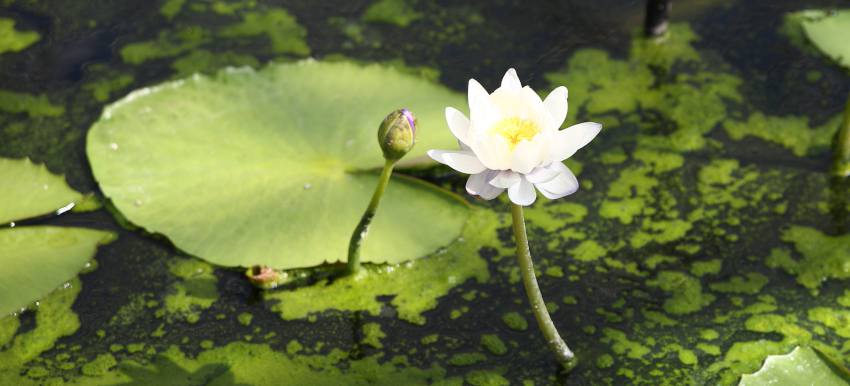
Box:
378;108;417;161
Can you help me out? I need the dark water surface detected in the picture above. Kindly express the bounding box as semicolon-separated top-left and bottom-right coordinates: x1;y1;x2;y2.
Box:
1;0;850;385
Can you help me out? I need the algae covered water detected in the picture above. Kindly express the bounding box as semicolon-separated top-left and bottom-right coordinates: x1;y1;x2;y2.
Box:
1;0;849;385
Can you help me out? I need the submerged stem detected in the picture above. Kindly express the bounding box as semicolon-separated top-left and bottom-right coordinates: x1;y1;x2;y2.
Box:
347;159;396;274
644;0;672;37
832;92;850;177
510;203;576;370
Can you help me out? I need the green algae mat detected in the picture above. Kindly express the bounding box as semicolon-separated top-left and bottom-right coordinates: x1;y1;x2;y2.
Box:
1;0;850;385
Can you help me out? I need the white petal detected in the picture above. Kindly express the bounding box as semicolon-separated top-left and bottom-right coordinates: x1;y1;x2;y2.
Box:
520;86;554;132
468;79;490;118
488;170;520;189
535;162;579;199
525;164;560;184
468;78;489;106
500;68;522;91
550;122;602;161
543;86;569;129
510;140;540;174
427;149;487;174
446;107;471;145
468;79;500;131
508;177;537;206
466;170;504;200
471;135;512;171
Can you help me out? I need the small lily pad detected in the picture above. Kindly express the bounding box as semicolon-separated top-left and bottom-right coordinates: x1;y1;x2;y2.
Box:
0;227;114;316
0;158;114;316
792;9;850;70
739;346;850;386
87;61;469;269
0;158;81;224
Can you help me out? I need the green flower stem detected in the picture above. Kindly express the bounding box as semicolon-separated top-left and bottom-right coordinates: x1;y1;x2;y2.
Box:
510;203;576;370
833;92;850;177
347;159;396;274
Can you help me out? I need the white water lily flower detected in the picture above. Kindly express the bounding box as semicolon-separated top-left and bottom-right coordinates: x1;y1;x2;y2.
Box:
427;68;601;206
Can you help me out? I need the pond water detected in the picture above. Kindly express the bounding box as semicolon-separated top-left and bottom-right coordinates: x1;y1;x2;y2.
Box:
1;0;850;385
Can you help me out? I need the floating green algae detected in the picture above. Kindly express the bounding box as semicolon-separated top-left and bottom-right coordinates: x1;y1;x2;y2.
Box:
630;24;701;70
691;260;722;277
523;202;588;231
601;328;651;360
83;74;135;102
265;209;493;325
361;323;385;349
362;0;422;27
44;342;455;386
219;9;309;55
0;90;64;117
709;273;769;294
772;226;850;293
81;353;118;376
120;26;209;64
808;307;850;338
465;370;510;386
159;0;186;20
647;271;715;315
500;312;528;331
448;352;487;366
570;240;606;262
596;354;614;369
0;278;81;377
600;197;645;224
209;1;254;15
546;24;740;152
236;312;252;327
170;50;258;77
160;257;219;324
723;113;839;157
0;18;39;54
480;334;507;356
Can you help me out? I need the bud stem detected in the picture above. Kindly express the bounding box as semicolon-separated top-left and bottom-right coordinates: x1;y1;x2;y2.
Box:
832;92;850;177
347;159;396;275
510;203;577;370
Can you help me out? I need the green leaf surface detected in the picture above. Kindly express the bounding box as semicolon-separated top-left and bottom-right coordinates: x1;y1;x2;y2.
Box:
800;10;850;70
87;61;469;269
739;346;850;386
0;226;114;316
0;158;82;224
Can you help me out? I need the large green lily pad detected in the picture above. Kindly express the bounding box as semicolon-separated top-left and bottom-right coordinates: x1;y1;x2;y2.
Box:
87;61;469;269
739;346;850;386
789;9;850;70
0;158;81;224
0;158;114;316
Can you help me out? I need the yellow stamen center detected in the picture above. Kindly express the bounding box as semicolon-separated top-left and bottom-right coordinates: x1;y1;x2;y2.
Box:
491;117;541;149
